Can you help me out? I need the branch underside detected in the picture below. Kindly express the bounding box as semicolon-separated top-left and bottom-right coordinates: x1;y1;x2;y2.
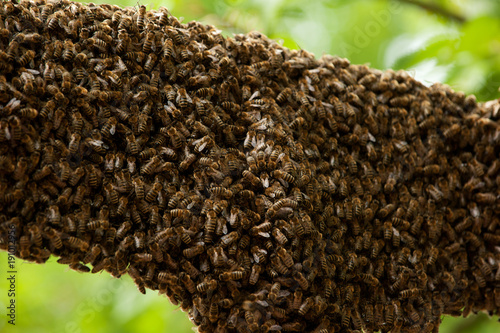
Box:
0;1;499;332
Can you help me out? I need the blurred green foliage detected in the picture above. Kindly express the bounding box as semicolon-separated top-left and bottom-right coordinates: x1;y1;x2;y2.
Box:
2;1;500;332
0;254;194;333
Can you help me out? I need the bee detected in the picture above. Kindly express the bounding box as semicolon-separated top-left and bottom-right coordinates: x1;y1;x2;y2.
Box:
18;234;31;258
88;36;108;52
178;272;196;294
345;154;358;173
137;5;146;30
66;132;83;155
110;10;124;24
26;224;43;249
82;244;102;264
123;132;140;155
179;153;196;171
141;156;161;175
71;184;87;205
207;302;219;323
18;197;35;219
469;158;485;177
116;13;133;29
31;164;52;182
143;53;158;73
336;307;351;328
100;117;118;138
145;182;162;203
143;31;155;53
15;48;35;67
128;177;145;201
192;86;215;98
475;192;496;205
250;60;271;72
11;157;28;181
246;264;262;285
131;253;153;263
114;29;130;53
241;170;260;187
128;266;146;294
400;287;421;299
174;87;192;108
293;271;309;290
292;296;312;316
196;279;217;293
337;178;349;198
250;246;267;264
183;244;205;258
423;164;441;176
67;263;91;273
162;38;174;59
439;271;456;292
271;169;295;184
174;226;192;245
220;270;245;281
115;220;132;240
221;101;240;112
475;257;492;277
266;282;282;303
250;221;271;236
220;231;240;247
427;247;439;266
64;235;89;252
289;116;306;130
276;246;293;268
165;127;184;149
88;257;112;274
6;116;22;142
168;208;191;220
464;231;481;248
381;221;393;241
209;186;232;199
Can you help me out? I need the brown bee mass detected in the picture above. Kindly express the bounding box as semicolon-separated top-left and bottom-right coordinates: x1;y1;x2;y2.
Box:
0;0;500;332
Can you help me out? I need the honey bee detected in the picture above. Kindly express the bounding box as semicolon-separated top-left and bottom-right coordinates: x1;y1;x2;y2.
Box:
289;116;306;130
127;266;146;294
183;244;205;258
220;270;245;281
141;156;161;175
293;271;309;290
145;182;162;203
143;31;155;53
248;245;266;264
475;192;496;205
131;253;153;263
17;234;31;258
31;164;52;182
177;272;196;294
427;247;439;266
464;231;481;248
276;246;294;268
337;178;349;198
64;235;89;252
196;279;217;293
135;5;147;30
271;169;295;184
219;231;239;247
116;13;133;29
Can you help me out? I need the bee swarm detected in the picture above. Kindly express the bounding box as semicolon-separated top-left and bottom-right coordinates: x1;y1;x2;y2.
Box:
0;0;499;332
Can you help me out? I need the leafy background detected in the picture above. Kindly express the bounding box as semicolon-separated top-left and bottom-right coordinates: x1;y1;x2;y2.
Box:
2;0;500;332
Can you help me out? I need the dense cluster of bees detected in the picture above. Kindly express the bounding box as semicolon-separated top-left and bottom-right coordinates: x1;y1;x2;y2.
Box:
0;0;499;332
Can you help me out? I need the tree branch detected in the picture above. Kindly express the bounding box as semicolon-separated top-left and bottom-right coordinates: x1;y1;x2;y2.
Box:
399;0;466;23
